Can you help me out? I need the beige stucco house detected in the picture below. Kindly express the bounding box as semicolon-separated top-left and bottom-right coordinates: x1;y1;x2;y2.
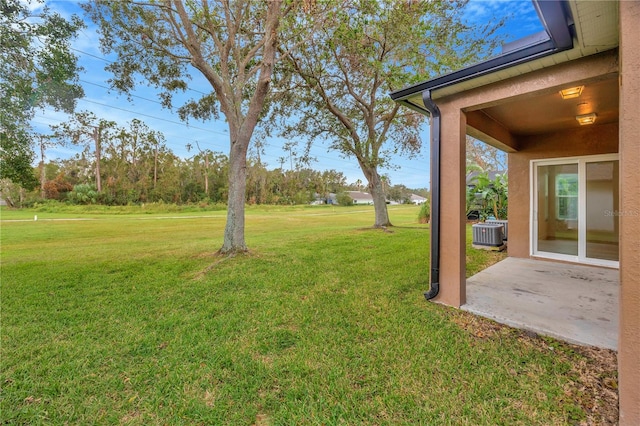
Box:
391;1;639;424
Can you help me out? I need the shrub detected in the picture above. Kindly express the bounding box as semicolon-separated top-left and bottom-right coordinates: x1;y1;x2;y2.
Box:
418;201;430;223
67;184;99;205
466;171;508;220
336;192;353;206
44;174;73;200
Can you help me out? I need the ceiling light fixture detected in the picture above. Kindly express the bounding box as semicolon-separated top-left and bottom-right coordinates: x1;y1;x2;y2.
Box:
560;86;584;99
576;113;597;125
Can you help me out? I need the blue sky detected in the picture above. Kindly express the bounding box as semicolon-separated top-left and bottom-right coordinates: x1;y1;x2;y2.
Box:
30;0;543;189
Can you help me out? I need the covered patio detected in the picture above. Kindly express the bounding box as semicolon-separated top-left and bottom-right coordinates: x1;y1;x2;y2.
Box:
390;1;639;422
463;257;618;349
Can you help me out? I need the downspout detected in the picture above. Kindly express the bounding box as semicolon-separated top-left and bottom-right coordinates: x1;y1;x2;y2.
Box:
422;90;440;300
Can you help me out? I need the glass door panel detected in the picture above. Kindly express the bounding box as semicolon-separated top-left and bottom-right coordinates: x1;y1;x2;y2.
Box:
586;161;619;261
537;163;578;256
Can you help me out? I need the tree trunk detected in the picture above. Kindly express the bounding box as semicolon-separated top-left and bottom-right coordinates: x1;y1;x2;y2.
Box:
93;127;102;192
39;141;46;199
220;136;249;254
153;145;158;189
204;154;209;196
363;166;392;228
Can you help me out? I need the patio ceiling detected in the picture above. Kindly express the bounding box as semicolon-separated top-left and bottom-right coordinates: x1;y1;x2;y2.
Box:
469;73;619;137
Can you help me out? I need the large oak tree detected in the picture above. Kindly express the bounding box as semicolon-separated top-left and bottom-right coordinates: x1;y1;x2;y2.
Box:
277;0;503;227
84;0;304;254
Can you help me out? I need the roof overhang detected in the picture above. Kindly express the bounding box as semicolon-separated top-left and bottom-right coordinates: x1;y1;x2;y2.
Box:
390;0;619;115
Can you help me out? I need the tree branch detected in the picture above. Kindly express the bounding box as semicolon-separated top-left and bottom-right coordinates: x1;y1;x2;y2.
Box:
286;49;362;150
169;0;231;116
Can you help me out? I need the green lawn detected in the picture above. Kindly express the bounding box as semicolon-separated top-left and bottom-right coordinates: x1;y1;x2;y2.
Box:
1;204;616;425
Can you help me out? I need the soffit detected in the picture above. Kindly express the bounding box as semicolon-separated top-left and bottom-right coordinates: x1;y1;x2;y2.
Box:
572;0;619;49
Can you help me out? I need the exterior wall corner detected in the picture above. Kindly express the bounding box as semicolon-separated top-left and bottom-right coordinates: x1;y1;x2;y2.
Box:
618;2;640;424
432;102;466;308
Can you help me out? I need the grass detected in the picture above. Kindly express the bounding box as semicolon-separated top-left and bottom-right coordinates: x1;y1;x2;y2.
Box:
1;204;617;425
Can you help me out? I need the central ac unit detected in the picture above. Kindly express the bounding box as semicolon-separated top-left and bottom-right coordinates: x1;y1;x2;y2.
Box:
485;219;508;241
472;223;505;247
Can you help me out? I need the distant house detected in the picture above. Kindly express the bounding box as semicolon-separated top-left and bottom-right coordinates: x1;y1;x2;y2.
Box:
346;191;374;205
312;193;338;205
410;194;427;205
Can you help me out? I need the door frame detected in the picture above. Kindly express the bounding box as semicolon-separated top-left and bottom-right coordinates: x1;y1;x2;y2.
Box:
530;153;619;268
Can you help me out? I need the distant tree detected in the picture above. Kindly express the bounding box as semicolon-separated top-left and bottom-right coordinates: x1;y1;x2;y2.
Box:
35;134;55;198
186;142;226;201
56;155;93;187
116;118;166;201
276;0;503;227
84;0;313;254
0;0;84;189
246;156;272;204
148;130;170;192
466;136;507;172
388;184;412;204
51;111;117;193
319;169;347;198
412;188;430;199
43;172;73;201
148;151;185;203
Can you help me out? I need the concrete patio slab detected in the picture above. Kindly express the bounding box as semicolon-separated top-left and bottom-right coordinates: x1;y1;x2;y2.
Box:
462;257;619;350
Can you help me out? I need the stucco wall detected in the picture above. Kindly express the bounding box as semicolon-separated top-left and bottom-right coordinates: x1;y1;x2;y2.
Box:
507;123;619;258
618;1;640;424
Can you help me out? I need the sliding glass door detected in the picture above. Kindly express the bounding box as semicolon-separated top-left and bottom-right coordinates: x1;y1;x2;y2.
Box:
532;154;619;267
585;160;619;261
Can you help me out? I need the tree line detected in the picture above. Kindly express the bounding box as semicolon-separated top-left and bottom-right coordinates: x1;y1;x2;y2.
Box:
1;109;427;207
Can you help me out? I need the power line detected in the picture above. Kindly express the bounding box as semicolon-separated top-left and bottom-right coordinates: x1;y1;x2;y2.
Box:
78;98;227;137
66;47;429;176
34;114;228;154
34;113;427;179
35;101;428;179
71;47;110;63
70;50;428;173
70;46;209;96
35;46;428;184
37;111;425;180
79;79;164;106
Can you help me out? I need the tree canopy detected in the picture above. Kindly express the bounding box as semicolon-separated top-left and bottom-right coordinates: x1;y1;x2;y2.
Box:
466;136;507;172
0;0;84;189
